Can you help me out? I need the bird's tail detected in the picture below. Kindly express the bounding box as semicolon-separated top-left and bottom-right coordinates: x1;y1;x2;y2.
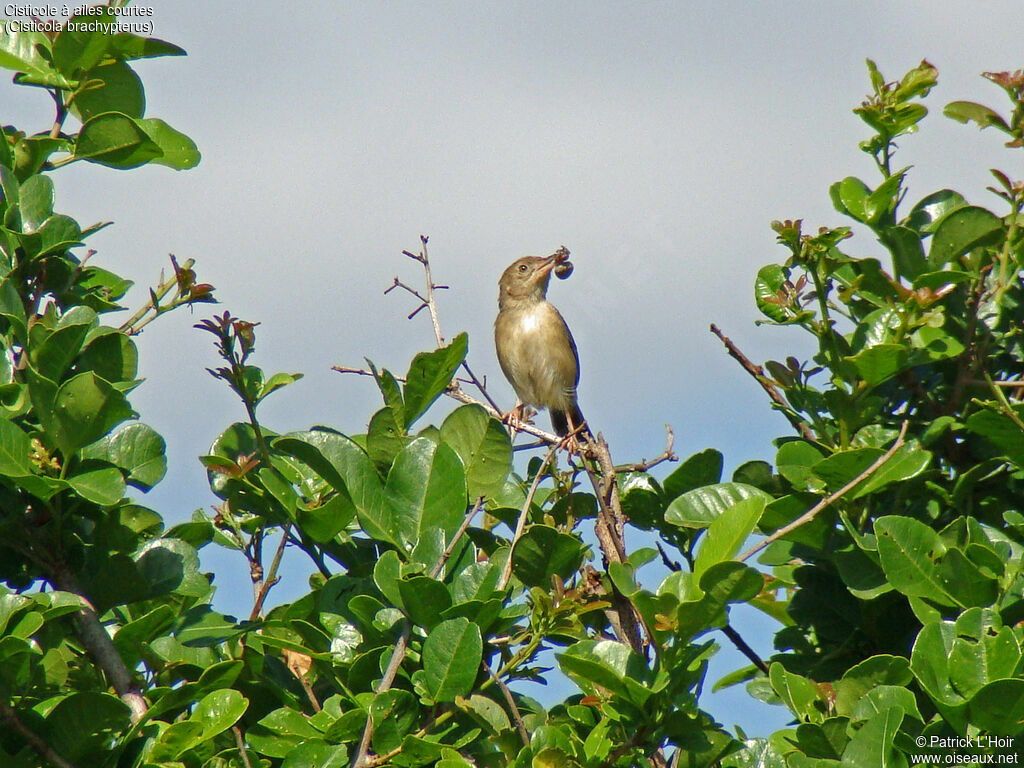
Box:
551;403;590;440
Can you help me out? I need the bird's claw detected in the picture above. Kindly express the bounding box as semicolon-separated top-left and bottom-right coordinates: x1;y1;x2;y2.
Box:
501;405;536;436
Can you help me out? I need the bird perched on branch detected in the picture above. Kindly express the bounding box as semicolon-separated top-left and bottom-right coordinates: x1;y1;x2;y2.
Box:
494;247;588;445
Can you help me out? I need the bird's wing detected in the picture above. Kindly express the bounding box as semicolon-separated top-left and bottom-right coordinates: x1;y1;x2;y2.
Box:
553;306;581;388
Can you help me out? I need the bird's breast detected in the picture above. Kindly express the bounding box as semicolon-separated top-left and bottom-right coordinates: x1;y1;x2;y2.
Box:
495;302;578;411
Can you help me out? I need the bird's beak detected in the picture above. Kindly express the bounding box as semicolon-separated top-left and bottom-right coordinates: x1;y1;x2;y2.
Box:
535;254;559;278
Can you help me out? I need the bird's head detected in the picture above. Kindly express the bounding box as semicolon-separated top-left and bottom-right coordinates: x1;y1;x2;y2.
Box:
498;254;559;309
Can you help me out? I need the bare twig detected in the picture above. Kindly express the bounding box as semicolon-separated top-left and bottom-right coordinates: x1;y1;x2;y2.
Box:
498;444;559;591
615;424;678;472
398;235;446;346
429;497;484;579
721;623;770;675
232;726;254;768
736;421;909;562
487;664;530;746
710;323;817;441
0;699;76;768
249;523;292;622
350;621;412;768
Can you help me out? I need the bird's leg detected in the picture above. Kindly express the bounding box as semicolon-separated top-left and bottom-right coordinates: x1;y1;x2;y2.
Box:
559;414;588;456
501;403;536;439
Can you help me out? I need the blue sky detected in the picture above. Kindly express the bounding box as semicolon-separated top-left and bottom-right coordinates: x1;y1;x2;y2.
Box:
4;0;1023;737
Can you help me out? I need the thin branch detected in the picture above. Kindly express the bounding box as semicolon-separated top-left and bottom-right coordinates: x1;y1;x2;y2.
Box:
332;365;565;446
460;360;504;415
656;541;682;571
615;424;678;472
249;524;292;622
351;495;480;768
232;726;254;768
351;621;412;768
721;623;770;675
709;323;817;441
0;699;76;768
48;87;69;140
582;434;644;653
736;421;909;562
487;664;530;746
50;567;148;723
498;444;559;591
429;496;483;579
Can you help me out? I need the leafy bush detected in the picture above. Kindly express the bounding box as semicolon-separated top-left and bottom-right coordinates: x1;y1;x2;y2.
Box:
2;21;1023;768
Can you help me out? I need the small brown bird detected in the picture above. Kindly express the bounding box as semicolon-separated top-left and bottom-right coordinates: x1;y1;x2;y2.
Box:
494;251;586;440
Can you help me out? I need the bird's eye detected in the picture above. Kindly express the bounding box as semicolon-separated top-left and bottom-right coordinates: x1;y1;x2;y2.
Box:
518;264;528;273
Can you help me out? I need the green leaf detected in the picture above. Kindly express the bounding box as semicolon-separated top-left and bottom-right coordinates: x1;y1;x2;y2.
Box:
927;205;1004;269
65;465;125;506
274;429;393;547
875;516;958;605
366;406;405;471
851;685;922;723
831;176;872;222
943;101;1011;132
0;30;68;87
663;448;723;499
905;189;967;234
191;688;248;740
18;173;54;232
676;561;763;638
296;493;356;544
838;707;905;768
834;655;912;717
665;482;772;529
457;693;511;735
775;440;828;492
0;417;34;476
52;8;116;75
511;525;585;587
371;689;418;754
44;692;130;761
967;679;1024;735
136;118;201;170
108;33;187;60
385;437;467;551
440;404;512;500
755;264;796;323
73;61;145;121
48;372;134;457
966;407;1024;468
421;617;482;703
770;663;819;722
31;307;96;382
557;639;653;707
398;575;452;629
75;112;162;170
80;421;165;490
948;611;1020;699
693;495;765;577
844;344;909;388
402;333;468;428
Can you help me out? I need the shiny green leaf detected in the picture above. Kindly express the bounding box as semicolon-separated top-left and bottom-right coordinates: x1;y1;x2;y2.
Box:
402;332;467;428
421;617;481;703
927;205;1003;269
665;482;772;529
439;404;512;500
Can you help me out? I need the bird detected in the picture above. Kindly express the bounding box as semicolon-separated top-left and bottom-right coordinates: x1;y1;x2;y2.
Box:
494;250;587;444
